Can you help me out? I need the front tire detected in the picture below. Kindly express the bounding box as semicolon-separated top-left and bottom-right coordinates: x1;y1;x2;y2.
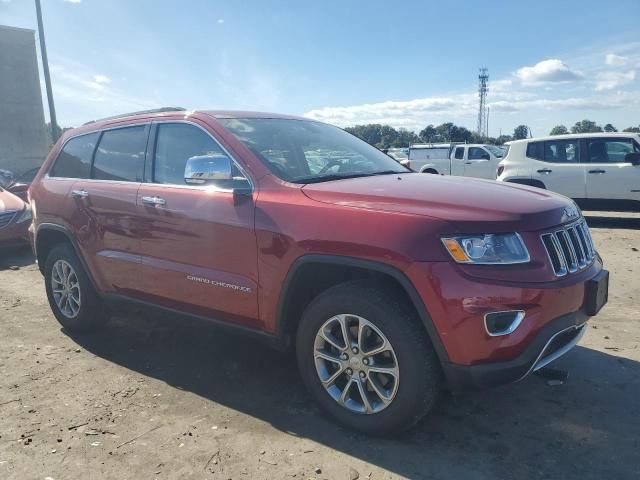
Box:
296;280;442;434
44;243;109;332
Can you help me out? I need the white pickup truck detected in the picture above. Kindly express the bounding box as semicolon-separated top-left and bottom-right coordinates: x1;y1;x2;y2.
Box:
407;143;506;179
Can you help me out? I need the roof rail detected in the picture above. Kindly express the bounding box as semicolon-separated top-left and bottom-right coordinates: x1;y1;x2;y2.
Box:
83;107;187;125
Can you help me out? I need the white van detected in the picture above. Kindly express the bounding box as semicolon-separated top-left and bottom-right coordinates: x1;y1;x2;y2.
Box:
497;133;640;211
408;143;506;179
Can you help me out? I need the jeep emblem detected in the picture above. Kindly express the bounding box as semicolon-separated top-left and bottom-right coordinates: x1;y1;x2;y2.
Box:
564;206;579;219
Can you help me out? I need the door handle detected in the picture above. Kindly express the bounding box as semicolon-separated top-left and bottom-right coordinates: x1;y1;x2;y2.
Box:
588;169;606;174
537;169;552;174
71;189;89;198
141;196;166;206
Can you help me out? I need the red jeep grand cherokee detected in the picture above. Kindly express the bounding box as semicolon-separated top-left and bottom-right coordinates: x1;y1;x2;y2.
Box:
29;108;608;433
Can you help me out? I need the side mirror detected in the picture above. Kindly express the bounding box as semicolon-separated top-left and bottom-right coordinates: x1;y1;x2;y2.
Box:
184;154;232;184
625;152;640;165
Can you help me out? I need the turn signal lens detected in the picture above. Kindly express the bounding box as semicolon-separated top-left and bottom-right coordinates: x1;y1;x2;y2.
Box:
442;238;470;262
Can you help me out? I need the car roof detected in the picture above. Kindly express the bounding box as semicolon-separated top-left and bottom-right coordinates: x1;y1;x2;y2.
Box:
506;132;640;145
60;109;321;143
410;143;454;149
83;108;311;126
202;110;310;121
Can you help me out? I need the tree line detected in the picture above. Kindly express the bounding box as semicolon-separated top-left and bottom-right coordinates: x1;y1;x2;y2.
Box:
549;120;640;135
345;119;640;149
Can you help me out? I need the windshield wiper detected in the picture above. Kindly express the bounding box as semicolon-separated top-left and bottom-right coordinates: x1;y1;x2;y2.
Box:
295;170;404;184
369;170;404;176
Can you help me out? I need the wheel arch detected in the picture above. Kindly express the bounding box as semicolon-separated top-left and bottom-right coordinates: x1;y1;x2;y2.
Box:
275;254;449;364
35;223;99;291
504;178;546;189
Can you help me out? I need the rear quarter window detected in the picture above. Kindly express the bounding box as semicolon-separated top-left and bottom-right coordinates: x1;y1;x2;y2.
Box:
526;141;544;160
49;132;100;179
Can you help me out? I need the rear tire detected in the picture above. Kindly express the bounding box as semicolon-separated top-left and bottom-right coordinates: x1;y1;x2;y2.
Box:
44;243;109;332
296;280;442;434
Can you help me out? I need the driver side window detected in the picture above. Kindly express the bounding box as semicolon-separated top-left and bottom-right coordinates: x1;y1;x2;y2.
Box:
153;123;245;185
468;147;488;160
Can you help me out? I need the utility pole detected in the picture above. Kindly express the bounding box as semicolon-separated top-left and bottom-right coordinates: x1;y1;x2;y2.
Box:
477;68;489;139
35;0;59;143
487;106;490;139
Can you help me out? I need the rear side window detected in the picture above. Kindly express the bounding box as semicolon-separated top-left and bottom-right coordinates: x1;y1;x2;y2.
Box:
526;141;544;160
543;139;579;163
153;123;229;185
50;133;99;178
92;126;147;181
454;147;464;159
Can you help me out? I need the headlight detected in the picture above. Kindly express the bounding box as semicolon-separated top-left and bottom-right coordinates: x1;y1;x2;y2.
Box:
441;233;529;264
15;204;32;224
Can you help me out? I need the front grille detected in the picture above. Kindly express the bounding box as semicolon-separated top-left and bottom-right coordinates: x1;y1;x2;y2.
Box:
541;219;595;276
0;210;17;229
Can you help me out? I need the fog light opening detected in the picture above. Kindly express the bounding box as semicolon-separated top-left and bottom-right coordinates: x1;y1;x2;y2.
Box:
484;310;525;337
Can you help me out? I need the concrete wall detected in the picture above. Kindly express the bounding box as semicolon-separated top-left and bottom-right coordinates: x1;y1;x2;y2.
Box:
0;25;49;176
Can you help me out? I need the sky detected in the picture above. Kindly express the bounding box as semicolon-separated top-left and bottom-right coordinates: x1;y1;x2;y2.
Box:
1;0;639;137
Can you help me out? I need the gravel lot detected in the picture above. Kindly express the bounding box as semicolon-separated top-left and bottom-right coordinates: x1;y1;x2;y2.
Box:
1;212;639;480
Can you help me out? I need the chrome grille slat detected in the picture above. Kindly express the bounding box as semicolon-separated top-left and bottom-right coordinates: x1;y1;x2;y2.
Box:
575;224;592;258
568;227;586;267
558;230;577;272
582;223;596;258
0;210;17;229
541;219;595;277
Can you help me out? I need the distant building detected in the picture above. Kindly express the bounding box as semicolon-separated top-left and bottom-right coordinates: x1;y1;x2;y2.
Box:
0;25;49;175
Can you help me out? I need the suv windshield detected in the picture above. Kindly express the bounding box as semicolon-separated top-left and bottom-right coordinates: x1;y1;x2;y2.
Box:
218;118;409;183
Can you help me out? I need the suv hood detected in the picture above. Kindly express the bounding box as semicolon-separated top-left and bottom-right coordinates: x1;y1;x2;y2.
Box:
0;189;25;213
301;173;576;232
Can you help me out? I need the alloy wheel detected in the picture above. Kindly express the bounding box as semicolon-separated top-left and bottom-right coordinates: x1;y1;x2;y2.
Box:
51;259;81;319
313;314;399;414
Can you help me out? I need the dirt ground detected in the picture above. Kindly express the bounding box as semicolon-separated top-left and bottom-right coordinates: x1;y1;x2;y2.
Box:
1;212;639;480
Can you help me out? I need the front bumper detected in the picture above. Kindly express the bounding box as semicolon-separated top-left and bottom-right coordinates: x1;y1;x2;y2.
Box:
406;256;608;390
442;309;588;390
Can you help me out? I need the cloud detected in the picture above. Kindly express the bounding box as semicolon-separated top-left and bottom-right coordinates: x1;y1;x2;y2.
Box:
304;95;477;131
63;0;82;3
217;19;224;24
594;70;636;91
49;61;157;125
303;89;640;131
93;74;111;84
515;59;583;85
605;53;628;66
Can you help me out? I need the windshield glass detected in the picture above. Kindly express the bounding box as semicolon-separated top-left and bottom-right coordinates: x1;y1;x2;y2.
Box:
485;145;506;158
386;148;408;160
218;118;409;183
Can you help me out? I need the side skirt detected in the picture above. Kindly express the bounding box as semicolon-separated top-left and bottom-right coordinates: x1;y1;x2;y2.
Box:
103;293;286;351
